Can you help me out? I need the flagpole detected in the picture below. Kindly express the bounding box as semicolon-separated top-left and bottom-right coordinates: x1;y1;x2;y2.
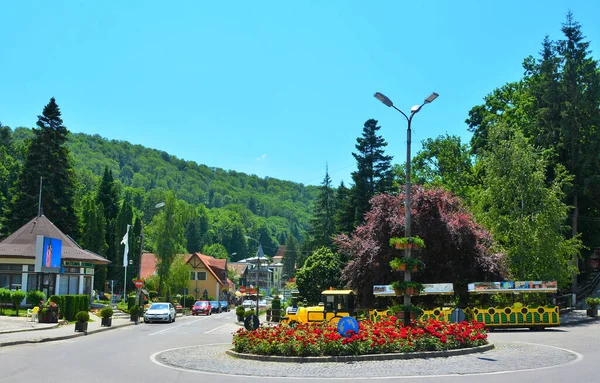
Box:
122;224;131;303
124;263;127;302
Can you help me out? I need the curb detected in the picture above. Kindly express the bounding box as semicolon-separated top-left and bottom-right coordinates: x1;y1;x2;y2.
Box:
0;323;60;334
225;343;495;363
0;321;137;348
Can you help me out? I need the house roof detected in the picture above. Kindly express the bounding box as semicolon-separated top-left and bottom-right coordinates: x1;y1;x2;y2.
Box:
0;215;109;264
274;245;285;258
228;262;248;276
140;253;158;279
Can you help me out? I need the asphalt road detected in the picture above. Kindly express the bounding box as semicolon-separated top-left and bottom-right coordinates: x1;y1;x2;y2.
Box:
0;312;598;383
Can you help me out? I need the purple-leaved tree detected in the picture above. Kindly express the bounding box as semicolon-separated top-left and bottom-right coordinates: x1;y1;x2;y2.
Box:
334;186;506;307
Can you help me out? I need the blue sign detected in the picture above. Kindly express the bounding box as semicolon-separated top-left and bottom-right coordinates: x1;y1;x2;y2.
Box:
337;316;359;338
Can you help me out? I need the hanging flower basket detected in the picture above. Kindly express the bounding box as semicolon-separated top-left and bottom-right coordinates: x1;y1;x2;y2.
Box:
389;236;426;250
390;257;425;272
391;281;424;296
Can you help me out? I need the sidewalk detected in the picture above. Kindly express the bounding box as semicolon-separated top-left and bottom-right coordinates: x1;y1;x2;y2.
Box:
0;313;136;347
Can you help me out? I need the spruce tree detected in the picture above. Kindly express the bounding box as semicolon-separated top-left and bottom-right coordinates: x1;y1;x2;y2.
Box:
283;232;299;280
96;167;119;281
350;119;394;225
80;193;108;290
5;98;78;236
334;181;356;234
308;166;336;249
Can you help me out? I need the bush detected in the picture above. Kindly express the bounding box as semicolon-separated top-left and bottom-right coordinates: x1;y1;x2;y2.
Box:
586;297;600;309
75;311;90;322
244;309;255;318
184;295;195;308
149;291;158;300
26;290;46;306
236;306;246;317
0;288;11;315
129;305;141;316
10;290;26;315
100;306;114;318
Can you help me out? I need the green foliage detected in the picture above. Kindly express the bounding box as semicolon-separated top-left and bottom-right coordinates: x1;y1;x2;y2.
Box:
389;236;426;249
307;167;336;250
412;134;475;200
244;309;255;317
295;247;342;304
586;297;600;309
52;295;88;321
472;123;581;287
9;290;26;315
389;257;425;271
390;281;424;294
389;304;424;316
129;305;141;316
236;306;246;317
166;255;192;297
26;290;46;305
75;310;90;322
4;98;79;236
100;306;114;318
350;119;394;226
271;297;281;310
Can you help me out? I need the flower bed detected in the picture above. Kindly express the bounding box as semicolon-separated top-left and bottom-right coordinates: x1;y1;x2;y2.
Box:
232;318;488;357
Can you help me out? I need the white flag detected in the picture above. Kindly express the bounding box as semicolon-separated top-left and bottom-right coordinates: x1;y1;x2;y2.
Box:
122;224;131;267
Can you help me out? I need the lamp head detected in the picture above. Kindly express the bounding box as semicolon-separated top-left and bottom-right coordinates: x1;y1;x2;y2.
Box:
374;92;394;107
424;92;439;104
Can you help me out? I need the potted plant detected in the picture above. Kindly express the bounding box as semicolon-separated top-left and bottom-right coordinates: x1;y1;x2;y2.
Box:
389;236;426;250
236;306;246;322
390;257;425;272
129;305;141;324
100;306;114;327
390;281;424;296
74;311;89;334
585;297;600;317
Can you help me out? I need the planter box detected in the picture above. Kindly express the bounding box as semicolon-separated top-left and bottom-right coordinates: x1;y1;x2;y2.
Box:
101;317;112;327
130;314;139;324
38;307;59;323
587;308;598;317
75;321;88;334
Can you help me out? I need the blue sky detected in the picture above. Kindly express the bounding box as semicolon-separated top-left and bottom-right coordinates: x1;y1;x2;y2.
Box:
1;1;599;186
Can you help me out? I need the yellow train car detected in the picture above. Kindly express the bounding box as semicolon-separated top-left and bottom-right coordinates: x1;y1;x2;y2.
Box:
281;290;356;326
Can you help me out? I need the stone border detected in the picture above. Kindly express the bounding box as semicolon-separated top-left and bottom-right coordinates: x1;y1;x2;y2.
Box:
225;343;495;363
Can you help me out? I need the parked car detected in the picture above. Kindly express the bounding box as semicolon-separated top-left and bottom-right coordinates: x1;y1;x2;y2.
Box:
259;300;267;309
219;301;229;312
191;300;211;316
210;300;221;313
242;299;256;309
143;302;176;323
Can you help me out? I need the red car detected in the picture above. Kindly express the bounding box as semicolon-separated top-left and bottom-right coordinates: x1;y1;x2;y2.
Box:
192;300;212;315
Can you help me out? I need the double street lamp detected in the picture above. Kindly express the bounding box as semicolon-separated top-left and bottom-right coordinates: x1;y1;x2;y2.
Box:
374;91;438;326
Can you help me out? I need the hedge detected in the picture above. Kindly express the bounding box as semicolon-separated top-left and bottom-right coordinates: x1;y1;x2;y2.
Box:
49;294;90;321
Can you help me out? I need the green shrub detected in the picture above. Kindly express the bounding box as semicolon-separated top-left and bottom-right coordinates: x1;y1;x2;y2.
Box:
10;290;26;315
0;288;11;315
75;311;90;322
184;295;195;308
271;297;281;310
129;305;141;316
586;297;600;309
26;290;46;305
236;306;246;317
244;309;255;318
149;291;158;300
100;306;114;318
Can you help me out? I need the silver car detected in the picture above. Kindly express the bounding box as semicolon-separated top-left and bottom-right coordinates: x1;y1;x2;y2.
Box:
143;302;176;323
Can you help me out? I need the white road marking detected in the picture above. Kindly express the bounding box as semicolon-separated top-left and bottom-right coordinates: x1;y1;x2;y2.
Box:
148;317;207;336
204;323;232;334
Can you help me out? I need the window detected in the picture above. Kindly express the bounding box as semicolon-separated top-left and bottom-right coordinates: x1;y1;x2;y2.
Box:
0;264;21;271
59;275;80;294
190;271;206;280
0;273;22;290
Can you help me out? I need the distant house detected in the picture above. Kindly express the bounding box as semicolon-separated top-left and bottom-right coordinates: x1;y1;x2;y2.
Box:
0;215;110;300
140;252;232;301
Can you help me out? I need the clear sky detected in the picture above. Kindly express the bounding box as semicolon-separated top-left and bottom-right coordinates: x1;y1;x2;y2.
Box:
1;1;599;186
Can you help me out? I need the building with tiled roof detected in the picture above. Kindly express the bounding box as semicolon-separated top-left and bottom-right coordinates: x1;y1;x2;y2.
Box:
0;215;110;299
140;252;230;301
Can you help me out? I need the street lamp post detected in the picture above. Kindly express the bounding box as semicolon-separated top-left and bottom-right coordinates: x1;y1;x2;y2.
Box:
245;236;263;315
374;91;438;326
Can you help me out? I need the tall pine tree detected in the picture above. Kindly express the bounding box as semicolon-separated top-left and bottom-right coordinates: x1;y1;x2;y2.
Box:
79;193;108;290
351;119;394;225
307;166;336;249
5;98;78;236
96;167;119;281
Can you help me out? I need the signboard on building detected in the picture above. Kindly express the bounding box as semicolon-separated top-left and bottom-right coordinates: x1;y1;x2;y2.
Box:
35;235;63;273
373;283;454;296
63;261;95;268
468;281;557;293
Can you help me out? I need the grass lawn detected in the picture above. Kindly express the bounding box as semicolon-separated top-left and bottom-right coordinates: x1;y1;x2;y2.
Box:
0;308;28;317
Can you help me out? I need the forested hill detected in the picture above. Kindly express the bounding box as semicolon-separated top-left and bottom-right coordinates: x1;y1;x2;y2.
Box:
11;127;319;245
